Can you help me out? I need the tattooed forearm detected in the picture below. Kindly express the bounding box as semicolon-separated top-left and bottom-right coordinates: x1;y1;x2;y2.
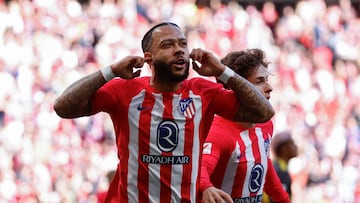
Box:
54;71;107;118
227;74;274;123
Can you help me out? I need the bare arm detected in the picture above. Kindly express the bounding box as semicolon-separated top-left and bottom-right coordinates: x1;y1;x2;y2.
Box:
53;56;144;118
53;71;106;118
190;48;274;123
226;74;274;123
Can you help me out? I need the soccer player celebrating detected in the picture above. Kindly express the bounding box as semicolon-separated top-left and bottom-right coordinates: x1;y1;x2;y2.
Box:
200;49;290;203
53;23;274;202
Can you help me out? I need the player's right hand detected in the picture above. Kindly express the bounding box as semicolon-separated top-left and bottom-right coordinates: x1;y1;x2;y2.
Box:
111;56;145;79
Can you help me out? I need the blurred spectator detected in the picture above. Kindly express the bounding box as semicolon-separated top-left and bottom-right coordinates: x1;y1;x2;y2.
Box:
272;131;298;198
262;130;298;203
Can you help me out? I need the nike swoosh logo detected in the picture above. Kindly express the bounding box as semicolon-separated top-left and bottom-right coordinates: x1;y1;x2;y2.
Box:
137;105;152;111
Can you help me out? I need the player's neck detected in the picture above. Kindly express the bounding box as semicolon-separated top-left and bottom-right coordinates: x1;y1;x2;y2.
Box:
151;76;182;92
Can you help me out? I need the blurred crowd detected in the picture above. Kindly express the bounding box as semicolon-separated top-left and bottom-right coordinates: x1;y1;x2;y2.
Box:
0;0;359;202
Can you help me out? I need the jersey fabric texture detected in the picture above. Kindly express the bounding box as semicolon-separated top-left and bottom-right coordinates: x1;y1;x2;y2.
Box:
91;76;240;203
200;116;289;203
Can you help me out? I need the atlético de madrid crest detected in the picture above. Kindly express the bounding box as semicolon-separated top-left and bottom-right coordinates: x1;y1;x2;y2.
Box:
179;97;196;118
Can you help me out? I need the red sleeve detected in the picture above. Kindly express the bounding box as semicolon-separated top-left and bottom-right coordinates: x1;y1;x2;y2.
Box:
91;78;123;114
264;158;290;203
200;149;218;192
210;83;240;121
199;117;230;192
91;77;147;114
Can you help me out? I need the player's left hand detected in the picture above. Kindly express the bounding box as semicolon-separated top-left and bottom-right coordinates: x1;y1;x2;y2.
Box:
190;48;224;77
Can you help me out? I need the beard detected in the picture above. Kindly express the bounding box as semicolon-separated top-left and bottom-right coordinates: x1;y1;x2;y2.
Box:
153;60;189;83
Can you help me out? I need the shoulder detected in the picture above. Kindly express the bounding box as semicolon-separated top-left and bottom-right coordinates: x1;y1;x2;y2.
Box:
206;116;235;143
185;77;222;90
255;120;273;132
97;77;151;101
122;76;151;85
104;76;150;90
109;76;150;84
210;116;233;130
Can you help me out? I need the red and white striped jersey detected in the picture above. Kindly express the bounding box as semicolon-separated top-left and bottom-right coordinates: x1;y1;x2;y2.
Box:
91;77;240;203
200;116;288;202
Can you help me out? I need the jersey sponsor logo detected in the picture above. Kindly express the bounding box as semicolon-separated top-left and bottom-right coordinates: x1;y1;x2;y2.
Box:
157;120;179;152
141;154;190;164
233;194;262;203
137;104;152;111
179;97;195;118
202;142;212;154
248;164;264;193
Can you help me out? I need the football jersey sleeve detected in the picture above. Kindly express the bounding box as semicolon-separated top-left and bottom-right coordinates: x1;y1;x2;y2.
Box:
91;78;146;114
91;78;123;114
200;117;231;192
210;87;240;120
200;152;217;193
200;141;223;192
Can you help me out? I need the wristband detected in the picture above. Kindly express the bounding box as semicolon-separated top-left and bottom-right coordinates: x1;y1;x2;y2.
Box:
101;66;115;81
217;66;235;84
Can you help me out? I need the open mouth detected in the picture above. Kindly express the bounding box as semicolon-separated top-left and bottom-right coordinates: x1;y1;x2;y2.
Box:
173;59;186;69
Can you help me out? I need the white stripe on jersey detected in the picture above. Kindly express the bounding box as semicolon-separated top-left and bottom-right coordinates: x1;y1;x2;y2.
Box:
171;93;184;202
255;127;267;195
127;90;146;201
221;141;240;194
189;91;202;202
240;130;252;197
148;93;164;202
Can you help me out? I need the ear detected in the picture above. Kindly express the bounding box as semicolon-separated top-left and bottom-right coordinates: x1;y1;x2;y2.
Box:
144;52;152;65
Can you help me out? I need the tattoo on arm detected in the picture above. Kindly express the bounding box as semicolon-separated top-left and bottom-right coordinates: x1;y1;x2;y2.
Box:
54;71;107;118
226;74;274;123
